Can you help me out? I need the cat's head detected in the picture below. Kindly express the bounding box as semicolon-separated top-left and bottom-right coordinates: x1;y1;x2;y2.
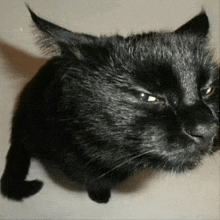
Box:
28;6;219;172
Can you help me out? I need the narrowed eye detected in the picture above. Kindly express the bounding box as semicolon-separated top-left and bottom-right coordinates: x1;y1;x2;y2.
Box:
139;92;164;103
202;87;215;97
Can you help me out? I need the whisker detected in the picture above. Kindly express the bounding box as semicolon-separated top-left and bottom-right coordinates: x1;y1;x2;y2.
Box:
93;150;156;182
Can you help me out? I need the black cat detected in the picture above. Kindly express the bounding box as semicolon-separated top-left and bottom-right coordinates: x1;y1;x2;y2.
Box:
1;7;219;203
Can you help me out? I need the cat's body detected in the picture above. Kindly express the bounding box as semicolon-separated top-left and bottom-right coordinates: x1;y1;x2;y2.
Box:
1;7;219;203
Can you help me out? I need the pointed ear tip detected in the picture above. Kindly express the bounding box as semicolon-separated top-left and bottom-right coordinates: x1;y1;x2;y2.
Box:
200;11;209;30
25;3;36;18
199;10;208;18
197;9;209;23
25;3;31;11
200;7;207;14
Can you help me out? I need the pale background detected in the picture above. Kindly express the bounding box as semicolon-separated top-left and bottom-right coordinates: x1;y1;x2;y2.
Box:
0;0;219;219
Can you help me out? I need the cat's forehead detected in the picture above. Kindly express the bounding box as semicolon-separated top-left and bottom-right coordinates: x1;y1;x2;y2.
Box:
107;32;214;98
114;33;206;61
110;33;208;79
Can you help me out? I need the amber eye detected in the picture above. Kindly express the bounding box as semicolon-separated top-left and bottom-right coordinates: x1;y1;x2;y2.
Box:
139;92;164;103
203;87;215;97
140;93;155;101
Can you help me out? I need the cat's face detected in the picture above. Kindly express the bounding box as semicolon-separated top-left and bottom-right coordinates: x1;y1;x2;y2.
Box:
30;9;219;172
60;33;218;173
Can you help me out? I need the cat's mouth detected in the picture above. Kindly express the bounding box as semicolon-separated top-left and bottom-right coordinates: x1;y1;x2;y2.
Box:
138;149;205;172
137;136;215;172
162;149;205;172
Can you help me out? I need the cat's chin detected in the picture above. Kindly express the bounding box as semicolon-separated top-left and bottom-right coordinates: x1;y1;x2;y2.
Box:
162;154;202;173
137;138;214;173
141;153;203;173
162;161;199;173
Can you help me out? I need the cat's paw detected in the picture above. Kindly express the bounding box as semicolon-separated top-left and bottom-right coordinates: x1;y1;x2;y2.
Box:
88;187;111;203
1;178;43;201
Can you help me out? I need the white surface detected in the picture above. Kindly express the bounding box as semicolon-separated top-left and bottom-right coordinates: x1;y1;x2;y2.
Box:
0;0;219;219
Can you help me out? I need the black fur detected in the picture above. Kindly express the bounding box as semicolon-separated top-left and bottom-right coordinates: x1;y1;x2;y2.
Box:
1;7;219;203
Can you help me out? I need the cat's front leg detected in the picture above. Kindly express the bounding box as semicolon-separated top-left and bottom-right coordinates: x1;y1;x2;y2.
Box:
87;181;111;203
1;143;43;201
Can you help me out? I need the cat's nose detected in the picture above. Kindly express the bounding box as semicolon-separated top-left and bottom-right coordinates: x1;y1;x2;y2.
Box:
178;102;218;143
183;121;217;143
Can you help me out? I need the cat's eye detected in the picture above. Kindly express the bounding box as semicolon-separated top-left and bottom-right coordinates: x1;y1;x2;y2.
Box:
139;92;163;103
202;87;215;97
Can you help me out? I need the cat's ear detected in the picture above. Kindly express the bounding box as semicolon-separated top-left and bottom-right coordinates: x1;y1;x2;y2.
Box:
27;5;98;58
174;11;209;37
